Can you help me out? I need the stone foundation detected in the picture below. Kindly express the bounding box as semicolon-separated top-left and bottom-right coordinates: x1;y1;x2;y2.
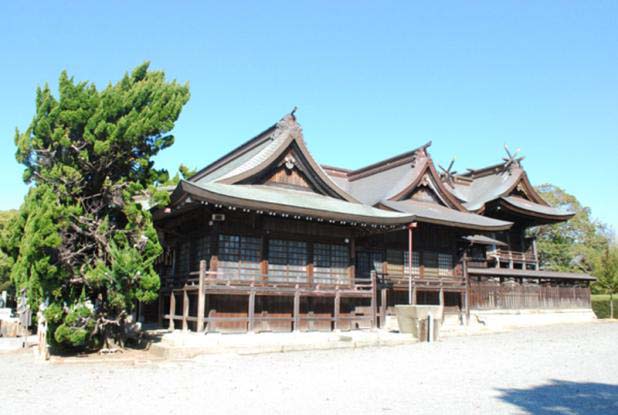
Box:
469;308;596;329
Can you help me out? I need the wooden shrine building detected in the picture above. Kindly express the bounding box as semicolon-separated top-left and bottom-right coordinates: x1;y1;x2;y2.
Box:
151;111;594;333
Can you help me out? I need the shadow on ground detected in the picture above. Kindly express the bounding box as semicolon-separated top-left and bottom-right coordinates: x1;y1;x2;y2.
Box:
497;380;618;415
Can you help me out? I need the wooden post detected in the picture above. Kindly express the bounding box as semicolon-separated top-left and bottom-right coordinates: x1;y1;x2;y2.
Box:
370;271;377;329
407;222;417;304
168;292;176;331
532;238;539;270
348;238;356;285
293;285;300;332
463;251;470;325
307;242;314;286
334;289;341;331
248;286;256;332
182;289;189;331
380;288;388;329
158;293;163;327
196;260;206;332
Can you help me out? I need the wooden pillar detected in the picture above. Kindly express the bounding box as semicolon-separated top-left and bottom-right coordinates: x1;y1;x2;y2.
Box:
463;252;470;325
307;242;314;286
380;288;388;329
370;271;377;329
260;236;269;282
293;285;300;332
348;237;356;285
158;292;163;327
248;286;256;332
196;260;206;332
532;238;540;270
168;292;176;331
182;289;189;331
506;232;514;269
334;289;341;331
210;222;220;276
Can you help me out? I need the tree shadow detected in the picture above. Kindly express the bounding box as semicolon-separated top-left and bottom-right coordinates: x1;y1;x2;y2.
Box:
497;380;618;415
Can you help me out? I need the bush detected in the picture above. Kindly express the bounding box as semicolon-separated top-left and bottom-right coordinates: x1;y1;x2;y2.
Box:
591;298;618;319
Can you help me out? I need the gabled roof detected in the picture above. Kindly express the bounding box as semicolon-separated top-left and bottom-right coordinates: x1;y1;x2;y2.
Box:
321;143;513;230
190;112;357;202
442;160;574;222
322;143;465;211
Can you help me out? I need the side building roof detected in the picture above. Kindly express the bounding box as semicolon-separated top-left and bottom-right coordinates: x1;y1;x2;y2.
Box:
441;159;575;224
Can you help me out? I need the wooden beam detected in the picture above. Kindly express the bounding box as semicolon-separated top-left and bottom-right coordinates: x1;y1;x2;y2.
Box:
196;260;206;332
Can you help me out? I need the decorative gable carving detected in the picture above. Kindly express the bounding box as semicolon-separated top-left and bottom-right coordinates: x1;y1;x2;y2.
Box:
387;160;467;211
409;187;443;204
263;163;314;191
510;182;532;200
248;146;329;194
407;173;447;206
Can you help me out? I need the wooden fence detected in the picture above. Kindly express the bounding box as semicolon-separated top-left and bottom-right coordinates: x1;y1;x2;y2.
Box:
161;260;378;333
469;283;591;310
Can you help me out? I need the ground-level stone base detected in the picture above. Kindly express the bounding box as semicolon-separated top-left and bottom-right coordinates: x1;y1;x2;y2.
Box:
150;330;418;359
469;308;596;330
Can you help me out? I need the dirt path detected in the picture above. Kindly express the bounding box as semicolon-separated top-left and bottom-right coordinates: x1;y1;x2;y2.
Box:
1;322;617;414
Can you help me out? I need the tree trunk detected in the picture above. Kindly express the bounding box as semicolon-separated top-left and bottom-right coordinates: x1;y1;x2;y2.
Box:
611;293;614;320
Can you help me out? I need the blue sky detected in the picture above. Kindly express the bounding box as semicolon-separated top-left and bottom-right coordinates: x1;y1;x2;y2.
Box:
1;1;617;230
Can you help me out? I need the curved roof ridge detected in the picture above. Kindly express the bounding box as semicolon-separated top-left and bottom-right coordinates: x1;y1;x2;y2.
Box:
213;112;360;203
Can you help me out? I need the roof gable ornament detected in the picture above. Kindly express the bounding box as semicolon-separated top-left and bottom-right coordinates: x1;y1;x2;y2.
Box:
283;154;297;171
503;144;525;175
438;157;457;187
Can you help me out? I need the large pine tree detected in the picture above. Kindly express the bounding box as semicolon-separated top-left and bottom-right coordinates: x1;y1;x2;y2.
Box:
11;62;190;350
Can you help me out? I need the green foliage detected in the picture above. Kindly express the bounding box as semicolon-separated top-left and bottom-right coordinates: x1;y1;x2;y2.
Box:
591;297;618;319
54;302;96;348
592;247;618;318
11;62;189;350
531;184;611;272
0;210;18;293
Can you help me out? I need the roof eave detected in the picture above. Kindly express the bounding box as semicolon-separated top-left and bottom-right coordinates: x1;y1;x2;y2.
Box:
174;181;415;226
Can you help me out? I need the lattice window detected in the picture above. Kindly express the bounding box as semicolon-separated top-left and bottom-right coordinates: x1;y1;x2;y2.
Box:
314;243;349;284
190;236;210;272
268;239;308;283
218;235;261;280
386;250;420;276
355;251;384;280
423;251;439;277
438;253;453;277
175;240;191;276
405;251;420;276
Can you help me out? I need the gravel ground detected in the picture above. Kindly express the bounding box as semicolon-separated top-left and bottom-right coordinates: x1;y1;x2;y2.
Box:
1;322;617;415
